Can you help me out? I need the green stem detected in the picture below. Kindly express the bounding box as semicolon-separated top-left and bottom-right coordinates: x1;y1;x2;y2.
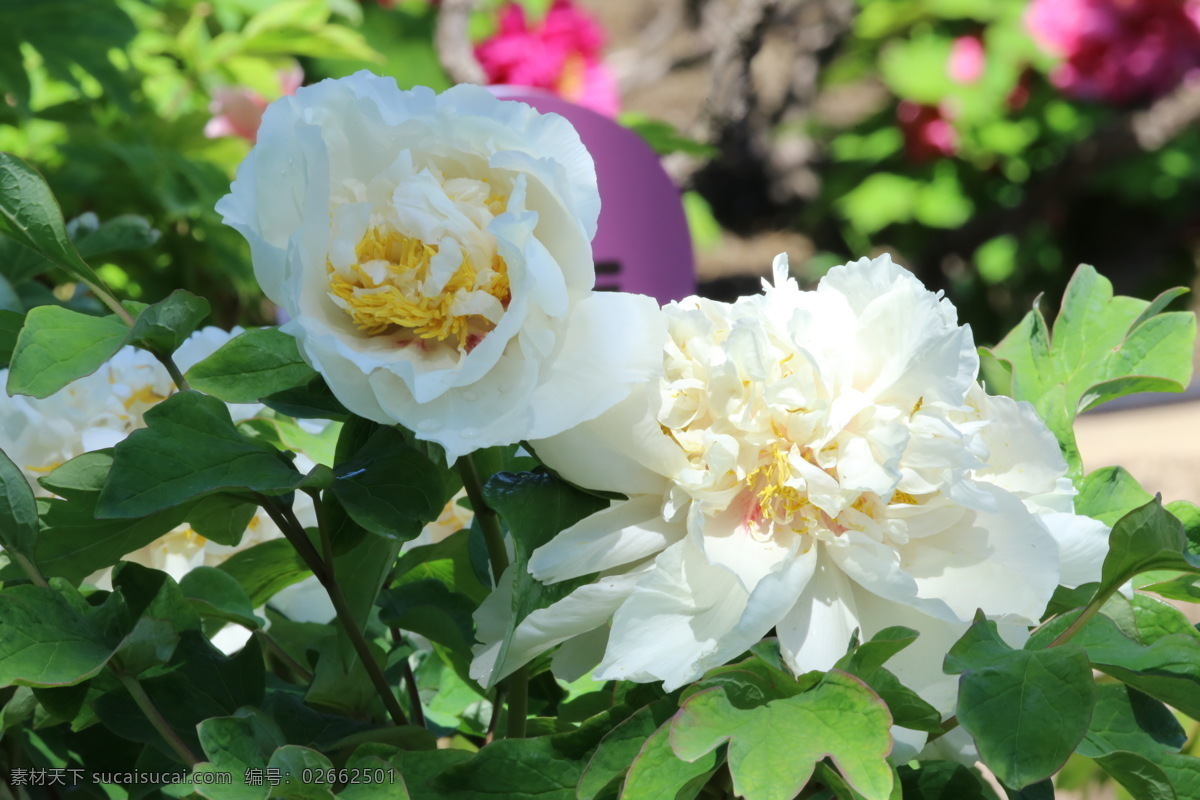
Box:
155;351;190;393
87;278;136;327
390;626;427;729
11;552;48;588
1047;588;1114;648
265;493;408;727
456;454;509;583
255;630;314;684
455;454;530;738
505;666;529;739
115;671;198;765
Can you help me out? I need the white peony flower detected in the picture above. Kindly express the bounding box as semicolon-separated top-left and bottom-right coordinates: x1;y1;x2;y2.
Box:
471;254;1109;748
216;71;663;462
0;328;337;630
0;327;255;489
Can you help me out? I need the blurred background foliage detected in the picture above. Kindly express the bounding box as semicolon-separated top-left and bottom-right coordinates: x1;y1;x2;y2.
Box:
0;0;1197;344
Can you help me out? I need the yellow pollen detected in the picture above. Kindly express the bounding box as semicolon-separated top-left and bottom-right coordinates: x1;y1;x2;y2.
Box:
124;386;168;410
891;490;917;505
328;227;511;349
747;444;807;523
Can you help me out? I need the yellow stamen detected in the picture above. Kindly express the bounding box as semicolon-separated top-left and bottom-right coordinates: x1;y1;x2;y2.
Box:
328;227;511;349
747;444;807;523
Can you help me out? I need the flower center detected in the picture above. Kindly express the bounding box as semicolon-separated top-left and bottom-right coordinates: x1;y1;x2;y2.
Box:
746;444;807;524
328;226;511;350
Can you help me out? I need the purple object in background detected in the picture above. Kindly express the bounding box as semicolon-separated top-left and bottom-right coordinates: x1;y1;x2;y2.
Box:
489;85;696;304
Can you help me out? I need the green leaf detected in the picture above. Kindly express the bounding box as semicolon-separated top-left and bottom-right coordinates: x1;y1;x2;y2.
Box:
186;327;318;404
95;631;265;760
0;0;136;113
950;617;1095;789
896;762;996;800
577;697;684;800
0;153;110;289
218;538;312;607
330;426;452;542
429;735;584;800
986;265;1196;475
1077;684;1185;759
0;309;23;366
478;471;607;687
1091;751;1176;800
337;744;411;800
305;634;387;719
187;494;260;546
620;718;721;800
377;580;475;655
110;561;202;675
1097;499;1200;599
0;583;115;688
0;446;38;563
266;745;336;799
194;710;287;800
181;567;264;630
262;376;350;421
1075;467;1154;525
33;491;194;585
98;391;304;518
37;448;112;499
73;213;160;260
837;626;942;733
129;290;211;354
6;305;129;398
1083;628;1200;720
671;670;894;800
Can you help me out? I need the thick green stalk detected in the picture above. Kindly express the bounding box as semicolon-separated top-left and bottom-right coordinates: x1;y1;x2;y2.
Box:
261;494;408;727
115;671;198;765
455;453;529;738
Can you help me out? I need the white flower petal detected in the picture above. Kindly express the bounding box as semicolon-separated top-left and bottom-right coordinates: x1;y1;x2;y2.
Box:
529;495;683;583
596;540;750;689
777;549;860;674
903;483;1060;622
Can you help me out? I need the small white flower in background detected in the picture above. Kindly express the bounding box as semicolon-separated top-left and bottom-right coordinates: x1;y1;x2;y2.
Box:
216;71;663;462
400;489;474;554
471;253;1109;756
0;328;340;641
0;327;255;489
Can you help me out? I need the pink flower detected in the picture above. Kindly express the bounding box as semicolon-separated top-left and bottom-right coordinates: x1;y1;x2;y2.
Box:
1026;0;1200;104
897;101;958;162
948;35;986;84
475;0;619;116
205;65;304;143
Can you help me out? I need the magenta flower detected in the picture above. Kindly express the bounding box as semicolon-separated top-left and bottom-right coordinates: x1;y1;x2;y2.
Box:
948;35;986;84
475;0;619;116
897;101;958;162
1026;0;1200;104
205;65;304;143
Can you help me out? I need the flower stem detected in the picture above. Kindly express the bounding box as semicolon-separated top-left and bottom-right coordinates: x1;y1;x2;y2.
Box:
11;552;48;588
455;454;509;581
261;494;409;727
390;626;427;729
1047;586;1117;648
154;351;190;393
255;630;314;684
115;671;198;765
455;454;530;738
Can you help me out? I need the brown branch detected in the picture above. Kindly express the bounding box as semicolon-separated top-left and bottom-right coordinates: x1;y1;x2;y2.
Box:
435;0;486;86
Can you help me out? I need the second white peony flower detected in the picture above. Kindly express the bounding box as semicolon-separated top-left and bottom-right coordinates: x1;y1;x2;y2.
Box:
471;254;1110;748
217;71;663;460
